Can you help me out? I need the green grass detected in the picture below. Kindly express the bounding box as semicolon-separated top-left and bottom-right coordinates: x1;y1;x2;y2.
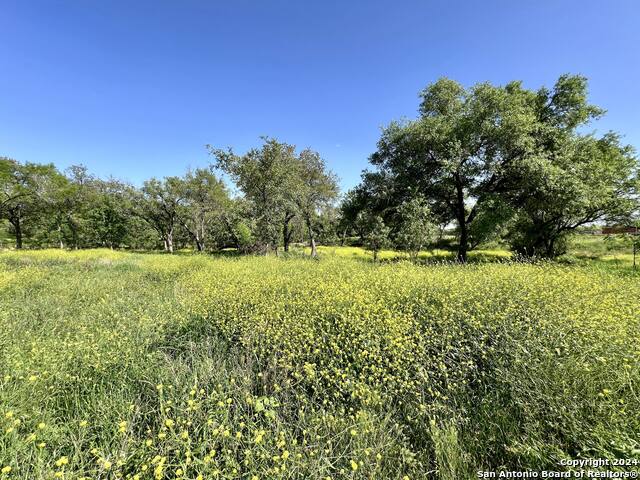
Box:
301;245;512;262
0;249;639;479
563;235;638;269
305;235;637;271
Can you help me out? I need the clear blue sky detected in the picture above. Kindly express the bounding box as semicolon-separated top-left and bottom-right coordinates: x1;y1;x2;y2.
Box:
1;0;639;191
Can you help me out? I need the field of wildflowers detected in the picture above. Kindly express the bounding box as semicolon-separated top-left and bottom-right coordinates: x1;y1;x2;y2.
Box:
0;249;638;479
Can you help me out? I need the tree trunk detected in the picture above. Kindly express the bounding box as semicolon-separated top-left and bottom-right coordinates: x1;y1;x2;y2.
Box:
58;224;64;249
545;236;556;258
166;228;174;254
457;225;468;262
9;212;23;249
455;178;468;263
340;228;347;246
310;236;317;257
14;220;23;249
283;212;294;252
197;220;206;252
70;222;79;250
307;218;317;257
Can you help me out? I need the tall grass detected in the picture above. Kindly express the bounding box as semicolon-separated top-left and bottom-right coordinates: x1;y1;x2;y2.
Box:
0;249;638;478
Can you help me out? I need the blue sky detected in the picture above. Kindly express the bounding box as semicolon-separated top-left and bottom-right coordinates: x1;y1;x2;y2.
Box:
1;0;639;191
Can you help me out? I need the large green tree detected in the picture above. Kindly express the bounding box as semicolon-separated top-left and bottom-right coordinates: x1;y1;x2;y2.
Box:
394;196;437;261
209;138;298;254
175;169;229;252
138;177;184;253
84;178;140;249
359;74;638;260
293;149;339;257
356;212;390;262
366;78;539;261
508;132;638;256
0;157;59;249
45;165;94;249
209;138;337;255
501;76;638;256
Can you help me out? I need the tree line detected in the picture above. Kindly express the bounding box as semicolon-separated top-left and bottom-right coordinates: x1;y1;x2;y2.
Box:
0;138;340;255
2;75;638;259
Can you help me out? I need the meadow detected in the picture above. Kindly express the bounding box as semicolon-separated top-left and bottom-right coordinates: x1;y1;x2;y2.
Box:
307;233;638;271
0;247;639;479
